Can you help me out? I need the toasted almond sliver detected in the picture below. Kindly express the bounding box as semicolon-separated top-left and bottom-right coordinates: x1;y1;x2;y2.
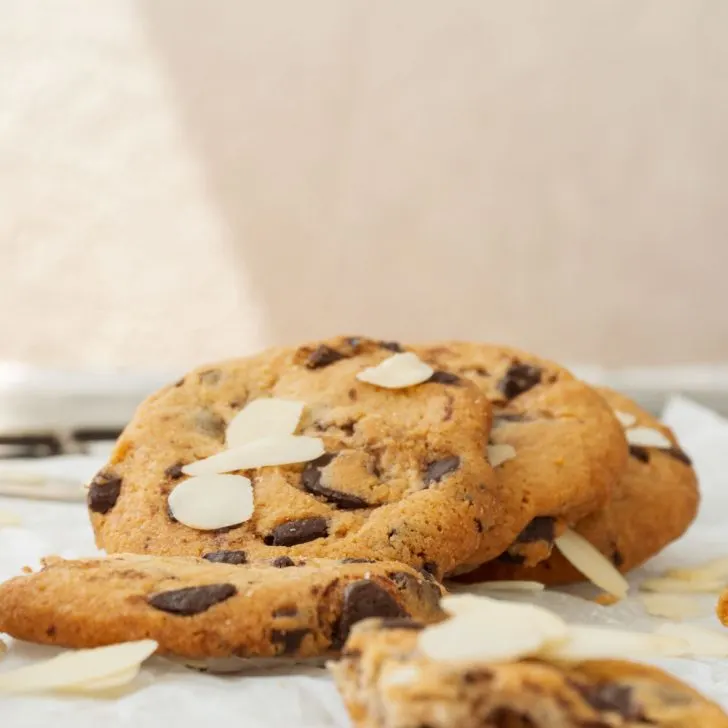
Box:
356;353;434;389
465;580;545;593
487;444;517;468
56;665;141;694
554;529;629;599
182;435;325;477
541;625;688;661
639;576;725;594
640;593;703;620
226;399;304;448
664;557;728;583
614;410;637;428
625;426;673;449
0;510;21;527
655;623;728;657
0;640;157;694
168;474;254;530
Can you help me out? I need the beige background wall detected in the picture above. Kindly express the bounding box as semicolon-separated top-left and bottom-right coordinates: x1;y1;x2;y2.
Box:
1;0;727;371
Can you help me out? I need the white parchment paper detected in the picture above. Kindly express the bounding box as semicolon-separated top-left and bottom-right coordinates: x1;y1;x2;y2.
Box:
1;395;728;726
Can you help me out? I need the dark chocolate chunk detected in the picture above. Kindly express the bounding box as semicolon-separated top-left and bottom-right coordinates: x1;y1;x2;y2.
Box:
164;462;186;480
664;446;692;466
148;583;237;615
341;558;376;564
462;668;494;684
493;412;529;425
202;550;248;565
575;682;642;720
488;708;536;727
629;445;650;463
306;345;346;369
516;516;556;544
267;518;329;547
194;409;226;440
421;561;439;578
428;370;461;385
498;362;543;400
271;556;296;568
474;518;484;533
612;549;625;567
423;456;461;485
378;618;423;630
301;454;369;510
379;340;404;352
87;471;122;514
272;605;298;617
390;571;419;592
271;628;310;654
336;580;407;645
497;550;526;565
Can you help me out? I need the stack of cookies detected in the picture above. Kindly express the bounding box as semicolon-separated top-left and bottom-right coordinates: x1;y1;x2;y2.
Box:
0;336;712;725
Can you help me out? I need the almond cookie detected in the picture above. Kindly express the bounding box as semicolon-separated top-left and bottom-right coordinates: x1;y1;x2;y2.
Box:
0;554;444;660
414;343;628;571
331;618;728;728
464;388;699;585
89;337;525;578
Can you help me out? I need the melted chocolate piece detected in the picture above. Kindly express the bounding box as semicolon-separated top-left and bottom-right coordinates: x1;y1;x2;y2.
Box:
305;345;346;369
266;518;329;546
335;580;407;646
498;363;543;400
202;550;248;565
423;456;461;485
629;445;650;463
301;454;369;509
271;628;310;654
88;471;122;514
516;516;555;544
148;584;237;615
428;370;461;385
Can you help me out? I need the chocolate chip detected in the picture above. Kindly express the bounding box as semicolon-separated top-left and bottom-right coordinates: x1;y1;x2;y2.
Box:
267;517;329;546
390;571;419;592
164;462;185;480
273;605;298;617
493;412;529;425
379;340;403;352
305;345;346;369
174;377;185;387
488;708;536;727
498;363;543;400
147;584;237;616
664;446;692;466
88;471;122;514
428;370;461;385
202;550;248;565
575;682;642;720
629;445;650;463
423;456;461;485
421;561;439;578
378;618;423;630
347;388;358;401
271;628;309;654
272;556;296;568
336;580;407;645
612;549;625;567
516;516;555;544
198;369;222;386
341;558;376;564
194;410;226;440
497;550;526;565
474;518;484;533
302;454;369;510
462;668;494;684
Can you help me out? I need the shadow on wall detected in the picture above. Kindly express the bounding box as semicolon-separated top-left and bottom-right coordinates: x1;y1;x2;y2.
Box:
139;0;728;365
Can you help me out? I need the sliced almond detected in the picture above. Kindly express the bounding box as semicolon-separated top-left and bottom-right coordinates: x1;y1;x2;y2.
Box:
356;353;434;389
462;580;545;593
541;625;688;661
664;557;728;583
0;640;157;694
487;444;517;468
168;474;254;530
656;623;728;657
182;435;325;476
640;576;725;594
640;593;703;620
625;426;673;449
56;665;141;694
0;509;21;527
380;664;422;688
614;410;637;428
554;529;629;599
226;398;304;448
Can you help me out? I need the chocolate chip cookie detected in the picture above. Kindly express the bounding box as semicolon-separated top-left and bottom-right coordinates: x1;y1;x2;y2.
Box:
89;337;526;577
331;618;728;728
463;388;699;585
0;554;444;660
414;343;628;571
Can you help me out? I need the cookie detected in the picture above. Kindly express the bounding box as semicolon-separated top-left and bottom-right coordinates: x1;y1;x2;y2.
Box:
331;618;728;728
89;336;526;578
414;343;628;570
0;554;445;660
463;387;699;585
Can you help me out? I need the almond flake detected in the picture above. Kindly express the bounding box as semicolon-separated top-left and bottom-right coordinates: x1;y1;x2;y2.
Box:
640;593;702;620
625;426;673;449
554;529;629;599
226;399;304;448
380;664;422;688
656;623;728;657
0;510;21;527
664;557;728;583
541;625;688;661
639;576;724;594
168;474;254;530
57;665;141;694
466;580;545;593
0;640;157;694
487;444;517;468
356;353;434;389
182;435;325;476
614;410;637;428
